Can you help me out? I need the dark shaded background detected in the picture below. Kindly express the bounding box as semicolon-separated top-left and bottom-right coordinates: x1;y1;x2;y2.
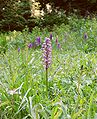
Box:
0;0;97;31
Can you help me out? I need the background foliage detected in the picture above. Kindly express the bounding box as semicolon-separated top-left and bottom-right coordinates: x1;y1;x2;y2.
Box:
0;0;33;31
0;0;97;31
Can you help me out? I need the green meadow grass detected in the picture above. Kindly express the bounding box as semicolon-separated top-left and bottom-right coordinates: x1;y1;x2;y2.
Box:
0;17;97;119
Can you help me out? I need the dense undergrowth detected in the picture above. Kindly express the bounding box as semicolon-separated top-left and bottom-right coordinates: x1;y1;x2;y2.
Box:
0;16;97;119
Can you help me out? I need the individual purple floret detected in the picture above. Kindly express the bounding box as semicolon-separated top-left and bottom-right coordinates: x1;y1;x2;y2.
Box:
18;48;20;52
84;33;88;40
36;37;41;46
42;38;52;69
28;43;33;48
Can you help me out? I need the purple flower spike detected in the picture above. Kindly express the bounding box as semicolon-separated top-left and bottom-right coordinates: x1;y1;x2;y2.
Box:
36;37;41;46
50;33;53;40
42;38;52;69
28;43;33;48
18;48;20;52
56;38;58;45
57;43;61;49
84;33;88;40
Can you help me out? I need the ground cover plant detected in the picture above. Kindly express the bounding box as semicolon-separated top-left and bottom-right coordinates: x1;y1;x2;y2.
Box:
0;16;97;119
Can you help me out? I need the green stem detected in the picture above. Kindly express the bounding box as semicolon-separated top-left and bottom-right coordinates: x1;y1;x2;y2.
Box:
78;77;80;96
46;68;48;97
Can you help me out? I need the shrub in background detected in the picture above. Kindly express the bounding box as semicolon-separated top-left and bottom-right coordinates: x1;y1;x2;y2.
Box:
0;0;35;32
35;9;68;30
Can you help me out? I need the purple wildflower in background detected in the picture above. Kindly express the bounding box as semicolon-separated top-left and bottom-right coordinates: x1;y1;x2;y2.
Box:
18;48;20;52
28;43;33;48
56;37;58;45
50;33;53;40
57;43;61;49
42;37;52;69
84;33;88;40
36;37;41;46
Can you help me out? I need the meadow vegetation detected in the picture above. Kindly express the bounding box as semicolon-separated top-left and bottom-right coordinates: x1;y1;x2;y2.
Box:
0;16;97;119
